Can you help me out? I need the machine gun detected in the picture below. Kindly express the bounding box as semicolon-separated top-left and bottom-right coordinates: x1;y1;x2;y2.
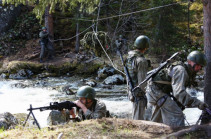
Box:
132;52;180;92
23;101;77;129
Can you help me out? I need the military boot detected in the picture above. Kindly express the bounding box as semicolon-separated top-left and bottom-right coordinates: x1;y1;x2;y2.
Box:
40;58;44;63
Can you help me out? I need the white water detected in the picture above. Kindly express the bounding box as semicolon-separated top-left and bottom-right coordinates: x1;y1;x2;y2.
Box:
0;80;58;128
0;79;204;128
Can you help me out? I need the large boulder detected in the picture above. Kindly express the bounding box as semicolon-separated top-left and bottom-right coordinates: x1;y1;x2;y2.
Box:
9;69;33;79
103;74;125;85
0;112;18;130
47;110;69;125
97;66;115;79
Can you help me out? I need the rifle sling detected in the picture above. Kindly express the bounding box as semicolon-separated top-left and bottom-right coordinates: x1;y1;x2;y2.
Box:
153;80;171;85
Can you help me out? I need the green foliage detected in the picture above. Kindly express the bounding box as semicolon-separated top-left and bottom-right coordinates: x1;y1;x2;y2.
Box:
3;0;100;21
2;0;205;56
147;0;187;53
80;31;111;57
0;127;4;133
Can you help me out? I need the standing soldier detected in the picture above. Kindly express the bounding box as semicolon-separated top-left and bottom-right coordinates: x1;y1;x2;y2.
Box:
115;35;127;53
39;27;49;63
39;27;54;63
126;35;150;120
146;51;208;127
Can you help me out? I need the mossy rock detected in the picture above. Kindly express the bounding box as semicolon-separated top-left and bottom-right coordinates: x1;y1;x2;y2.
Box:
0;61;43;74
0;60;104;78
75;63;101;75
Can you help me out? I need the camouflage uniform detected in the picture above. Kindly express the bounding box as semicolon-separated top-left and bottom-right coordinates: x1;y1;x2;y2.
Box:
39;30;49;60
47;100;107;125
78;99;107;120
146;62;202;127
126;50;148;120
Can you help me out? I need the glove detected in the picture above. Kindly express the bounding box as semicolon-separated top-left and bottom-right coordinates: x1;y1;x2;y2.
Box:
198;102;209;110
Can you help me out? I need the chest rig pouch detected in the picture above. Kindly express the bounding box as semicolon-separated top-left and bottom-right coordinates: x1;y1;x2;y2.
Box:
152;66;172;94
126;56;138;86
152;62;184;93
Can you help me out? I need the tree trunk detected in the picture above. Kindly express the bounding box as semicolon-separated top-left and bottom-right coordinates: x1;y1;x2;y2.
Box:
45;5;54;38
75;22;79;53
202;0;211;124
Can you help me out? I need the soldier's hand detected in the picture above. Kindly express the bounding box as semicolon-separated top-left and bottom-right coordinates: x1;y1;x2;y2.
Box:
133;87;144;97
74;100;86;109
198;102;209;110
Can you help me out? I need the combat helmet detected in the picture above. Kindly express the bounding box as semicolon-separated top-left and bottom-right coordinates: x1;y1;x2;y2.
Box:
134;35;150;50
76;86;96;100
42;27;47;30
187;51;206;66
119;35;123;39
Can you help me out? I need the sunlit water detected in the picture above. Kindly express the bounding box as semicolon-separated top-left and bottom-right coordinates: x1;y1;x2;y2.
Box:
0;79;204;128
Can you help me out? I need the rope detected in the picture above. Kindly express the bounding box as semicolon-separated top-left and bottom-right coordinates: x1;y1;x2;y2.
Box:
54;1;185;23
92;26;126;76
49;24;94;42
48;1;185;42
96;2;183;21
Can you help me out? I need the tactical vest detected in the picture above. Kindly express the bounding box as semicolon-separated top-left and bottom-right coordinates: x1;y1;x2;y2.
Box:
126;56;139;86
152;61;196;94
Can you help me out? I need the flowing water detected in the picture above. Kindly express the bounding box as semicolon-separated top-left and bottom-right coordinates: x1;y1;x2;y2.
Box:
0;77;204;128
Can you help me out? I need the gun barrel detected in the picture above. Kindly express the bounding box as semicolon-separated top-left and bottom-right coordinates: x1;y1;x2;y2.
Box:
27;106;51;111
27;101;78;112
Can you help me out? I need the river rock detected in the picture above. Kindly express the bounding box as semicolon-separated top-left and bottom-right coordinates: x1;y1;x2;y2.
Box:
47;110;69;125
103;74;125;85
11;83;27;88
60;85;76;95
0;73;6;79
9;69;33;79
85;80;97;87
98;66;115;79
0;112;18;130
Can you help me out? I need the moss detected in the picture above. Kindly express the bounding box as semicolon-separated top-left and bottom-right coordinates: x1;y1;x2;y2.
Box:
4;61;42;74
0;59;104;78
75;63;101;75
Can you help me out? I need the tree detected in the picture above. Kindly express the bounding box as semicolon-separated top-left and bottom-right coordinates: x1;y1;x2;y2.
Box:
3;0;99;51
149;0;187;54
202;0;211;124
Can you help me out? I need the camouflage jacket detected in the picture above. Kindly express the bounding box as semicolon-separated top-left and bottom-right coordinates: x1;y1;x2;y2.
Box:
126;50;148;92
39;31;49;44
78;100;107;120
148;63;201;108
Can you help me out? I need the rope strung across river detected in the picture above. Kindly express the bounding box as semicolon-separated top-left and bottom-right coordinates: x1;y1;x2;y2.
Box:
49;1;187;42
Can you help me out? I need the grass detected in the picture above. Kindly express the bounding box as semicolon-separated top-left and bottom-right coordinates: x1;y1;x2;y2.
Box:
0;118;173;139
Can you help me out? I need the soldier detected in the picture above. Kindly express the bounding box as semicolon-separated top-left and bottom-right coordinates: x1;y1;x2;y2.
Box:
146;51;208;127
39;27;54;63
47;86;108;125
115;35;127;53
126;35;150;120
39;27;48;63
72;86;108;120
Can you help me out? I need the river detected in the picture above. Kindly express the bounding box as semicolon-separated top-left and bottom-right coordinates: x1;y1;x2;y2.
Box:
0;77;204;128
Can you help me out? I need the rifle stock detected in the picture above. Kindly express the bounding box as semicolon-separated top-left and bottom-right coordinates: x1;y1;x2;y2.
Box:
117;49;136;99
